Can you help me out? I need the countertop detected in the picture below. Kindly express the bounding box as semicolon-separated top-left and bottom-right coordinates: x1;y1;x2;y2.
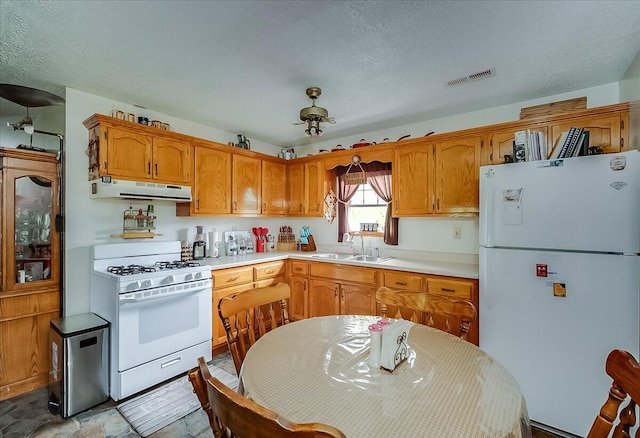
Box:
201;250;479;279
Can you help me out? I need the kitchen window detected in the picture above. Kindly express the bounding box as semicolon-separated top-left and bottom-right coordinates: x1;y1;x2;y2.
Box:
336;161;398;245
347;183;387;234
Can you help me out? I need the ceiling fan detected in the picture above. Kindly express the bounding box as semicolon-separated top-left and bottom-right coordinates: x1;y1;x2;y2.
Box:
0;84;64;136
293;87;335;136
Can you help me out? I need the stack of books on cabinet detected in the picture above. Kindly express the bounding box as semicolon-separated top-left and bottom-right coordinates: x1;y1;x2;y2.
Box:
513;130;547;162
550;127;590;159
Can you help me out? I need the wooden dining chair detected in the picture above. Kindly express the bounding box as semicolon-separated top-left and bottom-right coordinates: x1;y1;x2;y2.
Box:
587;349;640;438
189;356;346;438
375;286;477;342
218;282;291;374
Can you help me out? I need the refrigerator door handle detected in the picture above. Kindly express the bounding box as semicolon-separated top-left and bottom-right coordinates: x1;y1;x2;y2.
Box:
480;182;494;247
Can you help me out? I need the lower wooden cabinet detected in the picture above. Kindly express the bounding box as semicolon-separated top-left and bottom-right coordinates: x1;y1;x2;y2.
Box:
213;259;479;349
211;261;287;352
0;290;60;400
308;262;377;317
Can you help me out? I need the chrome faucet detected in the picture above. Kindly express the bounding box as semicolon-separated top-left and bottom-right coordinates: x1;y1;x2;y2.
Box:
354;232;365;255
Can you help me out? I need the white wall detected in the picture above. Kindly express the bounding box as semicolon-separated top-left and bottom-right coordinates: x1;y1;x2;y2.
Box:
0;104;65;151
620;49;640;102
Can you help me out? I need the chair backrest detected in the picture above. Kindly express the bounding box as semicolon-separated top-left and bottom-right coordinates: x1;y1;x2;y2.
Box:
375;286;477;341
218;282;291;374
189;357;347;438
587;349;640;438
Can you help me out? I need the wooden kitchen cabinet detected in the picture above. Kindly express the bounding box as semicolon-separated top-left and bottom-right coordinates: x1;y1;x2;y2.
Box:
190;144;232;215
0;147;61;400
549;113;628;155
432;135;482;214
288;260;309;320
308;262;377;317
485;126;549;165
211;261;288;352
232;154;261;215
151;137;192;185
83;115;192;185
392;142;432;216
287;160;325;217
261;160;286;216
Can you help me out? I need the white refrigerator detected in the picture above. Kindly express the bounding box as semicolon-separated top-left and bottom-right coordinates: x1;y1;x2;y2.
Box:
479;150;640;437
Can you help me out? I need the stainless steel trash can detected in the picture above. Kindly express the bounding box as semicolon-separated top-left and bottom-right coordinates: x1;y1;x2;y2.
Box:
48;313;109;418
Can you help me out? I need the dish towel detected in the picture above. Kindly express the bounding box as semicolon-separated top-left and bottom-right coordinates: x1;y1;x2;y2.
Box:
380;319;414;372
324;189;337;224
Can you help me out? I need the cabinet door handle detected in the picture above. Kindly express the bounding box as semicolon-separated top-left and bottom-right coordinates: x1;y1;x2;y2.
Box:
196;199;200;209
263;203;266;211
103;161;108;170
227;276;239;283
234;202;237;211
155;163;158;176
334;286;338;297
303;281;307;291
299;204;303;213
395;281;408;286
266;269;275;274
317;203;320;211
440;287;456;293
147;162;151;175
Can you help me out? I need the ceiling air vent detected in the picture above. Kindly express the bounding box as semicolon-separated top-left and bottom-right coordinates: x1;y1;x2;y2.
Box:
446;68;496;87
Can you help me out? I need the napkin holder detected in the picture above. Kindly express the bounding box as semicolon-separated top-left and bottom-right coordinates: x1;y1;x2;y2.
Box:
380;319;413;372
300;235;317;252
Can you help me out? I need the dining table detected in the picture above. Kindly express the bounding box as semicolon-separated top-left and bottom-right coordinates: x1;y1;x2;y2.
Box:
238;315;531;438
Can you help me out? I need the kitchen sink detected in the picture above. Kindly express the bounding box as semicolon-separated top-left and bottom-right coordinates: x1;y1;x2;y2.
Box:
347;254;393;263
310;253;353;260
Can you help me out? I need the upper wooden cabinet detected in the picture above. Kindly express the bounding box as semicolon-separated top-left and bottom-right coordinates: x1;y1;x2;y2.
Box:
152;137;192;184
549;113;627;155
393;142;432;216
433;135;481;214
191;144;232;215
232;154;261;215
261;160;286;216
83;115;192;185
287;160;325;217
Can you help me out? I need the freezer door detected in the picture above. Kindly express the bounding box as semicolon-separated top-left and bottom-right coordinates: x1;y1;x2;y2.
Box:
479;247;640;436
480;151;639;253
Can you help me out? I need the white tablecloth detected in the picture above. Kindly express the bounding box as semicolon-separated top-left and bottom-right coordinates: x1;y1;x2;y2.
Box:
239;315;531;438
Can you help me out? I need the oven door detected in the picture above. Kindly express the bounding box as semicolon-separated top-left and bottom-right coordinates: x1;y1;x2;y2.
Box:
117;281;212;371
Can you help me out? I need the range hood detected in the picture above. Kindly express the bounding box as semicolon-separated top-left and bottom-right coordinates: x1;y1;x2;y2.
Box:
90;177;192;202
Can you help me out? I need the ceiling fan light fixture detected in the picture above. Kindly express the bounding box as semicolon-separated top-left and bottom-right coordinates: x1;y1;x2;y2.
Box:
305;120;322;136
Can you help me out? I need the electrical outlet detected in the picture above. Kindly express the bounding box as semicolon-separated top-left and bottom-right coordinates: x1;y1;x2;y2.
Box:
453;227;462;239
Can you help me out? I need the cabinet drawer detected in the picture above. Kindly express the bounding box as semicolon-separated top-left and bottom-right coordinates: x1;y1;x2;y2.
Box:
254;276;287;288
212;266;254;289
382;272;424;292
427;278;472;300
254;261;286;280
310;263;376;285
289;261;309;276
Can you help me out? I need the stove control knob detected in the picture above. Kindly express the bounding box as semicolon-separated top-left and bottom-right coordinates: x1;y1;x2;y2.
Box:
142;279;153;289
163;275;175;285
185;273;194;281
129;281;141;291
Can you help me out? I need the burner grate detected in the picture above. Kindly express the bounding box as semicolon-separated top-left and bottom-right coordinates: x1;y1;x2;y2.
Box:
107;264;158;276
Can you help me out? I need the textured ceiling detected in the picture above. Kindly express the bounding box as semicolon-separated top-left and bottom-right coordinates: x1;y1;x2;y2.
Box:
1;0;639;147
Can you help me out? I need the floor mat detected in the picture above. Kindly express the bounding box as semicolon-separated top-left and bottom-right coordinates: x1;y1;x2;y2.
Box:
117;364;238;437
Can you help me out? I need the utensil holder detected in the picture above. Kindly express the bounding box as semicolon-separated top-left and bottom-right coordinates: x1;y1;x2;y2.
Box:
301;235;317;252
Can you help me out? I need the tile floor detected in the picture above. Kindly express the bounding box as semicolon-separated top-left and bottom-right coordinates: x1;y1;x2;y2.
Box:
0;352;236;438
1;349;559;438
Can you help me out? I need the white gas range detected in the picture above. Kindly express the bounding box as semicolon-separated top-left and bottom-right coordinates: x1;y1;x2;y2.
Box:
90;241;212;401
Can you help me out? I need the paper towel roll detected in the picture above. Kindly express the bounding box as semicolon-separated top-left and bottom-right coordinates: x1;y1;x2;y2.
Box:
368;324;383;369
209;229;219;257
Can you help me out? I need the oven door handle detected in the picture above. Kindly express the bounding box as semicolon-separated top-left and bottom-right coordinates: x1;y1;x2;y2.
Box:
119;284;210;304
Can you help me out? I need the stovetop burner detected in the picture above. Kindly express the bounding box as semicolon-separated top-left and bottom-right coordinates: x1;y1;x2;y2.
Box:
155;260;201;269
106;261;200;276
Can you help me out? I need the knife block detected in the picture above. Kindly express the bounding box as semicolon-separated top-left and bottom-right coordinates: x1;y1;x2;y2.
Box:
301;235;317;252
